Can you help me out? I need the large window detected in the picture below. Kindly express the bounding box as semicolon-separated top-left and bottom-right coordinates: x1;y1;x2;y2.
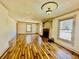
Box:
58;17;75;43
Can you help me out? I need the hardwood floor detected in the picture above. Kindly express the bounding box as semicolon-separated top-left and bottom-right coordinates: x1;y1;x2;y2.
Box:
0;34;79;59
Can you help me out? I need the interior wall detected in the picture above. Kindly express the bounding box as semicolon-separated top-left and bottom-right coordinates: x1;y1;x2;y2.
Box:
17;21;43;35
44;22;51;29
8;17;16;41
0;3;16;56
52;10;79;54
18;23;26;34
0;3;8;56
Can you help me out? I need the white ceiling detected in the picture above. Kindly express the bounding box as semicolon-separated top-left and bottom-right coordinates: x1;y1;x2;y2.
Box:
0;0;79;21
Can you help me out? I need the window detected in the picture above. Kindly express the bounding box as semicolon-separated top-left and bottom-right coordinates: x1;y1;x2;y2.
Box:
26;24;32;32
58;17;75;43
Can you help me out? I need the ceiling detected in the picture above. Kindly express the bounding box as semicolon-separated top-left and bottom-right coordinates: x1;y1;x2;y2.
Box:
0;0;79;21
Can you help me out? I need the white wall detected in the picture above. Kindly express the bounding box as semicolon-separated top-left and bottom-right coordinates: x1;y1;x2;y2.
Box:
52;11;79;54
0;3;16;56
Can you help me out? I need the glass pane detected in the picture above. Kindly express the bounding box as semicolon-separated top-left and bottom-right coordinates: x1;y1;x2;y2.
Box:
60;19;73;30
59;30;72;41
58;18;74;41
26;24;32;32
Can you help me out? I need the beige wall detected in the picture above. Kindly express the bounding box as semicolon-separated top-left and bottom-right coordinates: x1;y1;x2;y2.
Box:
8;16;16;41
44;22;51;29
18;21;43;35
52;10;79;54
18;23;26;34
0;3;16;55
0;3;8;56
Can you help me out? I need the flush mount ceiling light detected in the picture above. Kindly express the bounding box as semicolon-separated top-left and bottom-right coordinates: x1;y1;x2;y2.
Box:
41;1;58;15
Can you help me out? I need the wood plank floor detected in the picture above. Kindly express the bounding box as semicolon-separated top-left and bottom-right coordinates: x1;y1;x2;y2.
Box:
0;34;79;59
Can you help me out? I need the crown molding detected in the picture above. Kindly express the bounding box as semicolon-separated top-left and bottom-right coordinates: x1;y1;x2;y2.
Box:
0;1;18;22
52;8;79;19
0;0;9;11
44;8;79;22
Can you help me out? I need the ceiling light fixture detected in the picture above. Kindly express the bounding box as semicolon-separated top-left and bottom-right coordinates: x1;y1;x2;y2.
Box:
41;1;58;15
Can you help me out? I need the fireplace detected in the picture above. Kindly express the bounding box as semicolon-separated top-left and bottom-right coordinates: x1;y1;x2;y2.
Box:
43;29;49;38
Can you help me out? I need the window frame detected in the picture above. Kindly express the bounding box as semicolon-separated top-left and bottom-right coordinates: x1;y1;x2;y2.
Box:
26;24;32;32
57;16;76;44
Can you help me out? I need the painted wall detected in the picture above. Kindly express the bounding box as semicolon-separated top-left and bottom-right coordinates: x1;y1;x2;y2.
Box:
18;21;43;35
52;11;79;54
44;22;51;29
8;16;16;41
0;3;8;56
0;3;16;56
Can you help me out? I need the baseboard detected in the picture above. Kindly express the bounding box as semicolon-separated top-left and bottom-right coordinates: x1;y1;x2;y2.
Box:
0;47;10;58
54;42;79;56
